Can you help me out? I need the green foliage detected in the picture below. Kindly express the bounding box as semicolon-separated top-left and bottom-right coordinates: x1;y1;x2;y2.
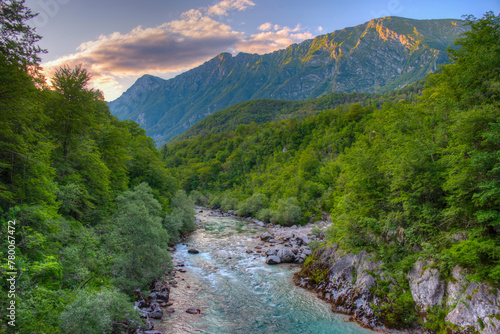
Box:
0;0;46;67
164;190;196;243
59;288;142;334
16;287;67;334
308;240;323;252
372;284;418;328
270;197;302;226
0;3;183;333
112;183;172;292
237;193;267;217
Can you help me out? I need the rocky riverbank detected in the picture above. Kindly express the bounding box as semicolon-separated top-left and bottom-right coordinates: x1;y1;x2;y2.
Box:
294;243;500;334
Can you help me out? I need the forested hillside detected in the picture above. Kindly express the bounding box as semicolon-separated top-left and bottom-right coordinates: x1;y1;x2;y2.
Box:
170;81;425;143
0;1;194;333
163;12;500;328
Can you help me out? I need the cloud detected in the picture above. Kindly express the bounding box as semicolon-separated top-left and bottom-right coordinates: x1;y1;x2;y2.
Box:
42;0;312;100
238;25;313;54
207;0;255;16
258;22;272;31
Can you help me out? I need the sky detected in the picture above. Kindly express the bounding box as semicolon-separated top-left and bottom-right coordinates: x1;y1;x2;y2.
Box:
24;0;500;101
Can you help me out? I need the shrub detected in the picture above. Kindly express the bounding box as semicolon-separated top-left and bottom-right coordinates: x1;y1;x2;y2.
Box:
270;198;302;226
256;208;273;223
59;289;142;334
237;193;267;217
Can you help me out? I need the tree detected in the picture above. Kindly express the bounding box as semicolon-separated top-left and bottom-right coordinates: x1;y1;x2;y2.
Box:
112;183;171;292
428;12;500;109
48;65;104;159
0;0;46;67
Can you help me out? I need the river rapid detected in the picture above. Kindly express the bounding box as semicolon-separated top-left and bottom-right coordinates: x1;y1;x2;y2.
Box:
157;210;374;334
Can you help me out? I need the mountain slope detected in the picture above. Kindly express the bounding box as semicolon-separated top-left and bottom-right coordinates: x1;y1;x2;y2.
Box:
109;16;466;146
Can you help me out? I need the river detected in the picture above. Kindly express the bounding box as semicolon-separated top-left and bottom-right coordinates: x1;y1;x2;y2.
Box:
157;210;374;334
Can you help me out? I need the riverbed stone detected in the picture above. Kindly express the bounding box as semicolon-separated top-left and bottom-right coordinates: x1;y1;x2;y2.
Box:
260;232;273;241
186;308;201;314
188;248;200;254
148;307;163;319
277;247;295;263
266;256;281;265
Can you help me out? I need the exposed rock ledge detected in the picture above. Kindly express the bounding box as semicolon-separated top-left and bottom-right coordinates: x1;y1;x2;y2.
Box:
294;244;500;333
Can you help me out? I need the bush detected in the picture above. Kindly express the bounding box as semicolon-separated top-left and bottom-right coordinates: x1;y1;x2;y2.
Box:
189;190;209;206
308;240;324;252
256;208;273;223
220;193;238;211
170;190;196;234
59;289;142;334
237;193;267;217
270;198;302;226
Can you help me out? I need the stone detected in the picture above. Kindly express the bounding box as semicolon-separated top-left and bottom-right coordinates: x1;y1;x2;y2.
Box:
186;308;201;314
277;247;295;263
298;236;311;245
260;232;273;241
166;308;175;313
266;256;281;265
302;248;312;256
188;248;200;254
149;290;169;302
148;307;163;319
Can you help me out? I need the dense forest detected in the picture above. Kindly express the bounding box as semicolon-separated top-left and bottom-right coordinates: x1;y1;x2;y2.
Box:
1;0;499;331
163;12;500;328
0;1;196;333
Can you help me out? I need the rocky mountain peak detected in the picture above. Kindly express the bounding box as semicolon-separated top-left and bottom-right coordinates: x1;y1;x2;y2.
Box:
108;16;467;146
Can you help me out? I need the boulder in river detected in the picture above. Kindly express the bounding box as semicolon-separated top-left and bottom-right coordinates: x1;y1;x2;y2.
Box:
266;256;281;265
148;306;163;319
277;247;295;263
149;290;169;302
186;308;201;314
260;232;273;241
188;248;200;254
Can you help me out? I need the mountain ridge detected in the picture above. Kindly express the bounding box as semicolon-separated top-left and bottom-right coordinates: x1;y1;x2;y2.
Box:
109;16;467;146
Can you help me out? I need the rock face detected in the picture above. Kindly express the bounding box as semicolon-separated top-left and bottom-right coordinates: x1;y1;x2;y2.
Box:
445;270;500;334
407;261;445;311
296;244;500;333
109;17;467;146
295;245;385;330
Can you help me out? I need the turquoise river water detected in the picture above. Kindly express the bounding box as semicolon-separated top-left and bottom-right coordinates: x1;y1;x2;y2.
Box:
158;211;374;334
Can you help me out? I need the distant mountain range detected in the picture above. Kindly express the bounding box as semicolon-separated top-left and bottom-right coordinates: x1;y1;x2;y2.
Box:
108;16;467;146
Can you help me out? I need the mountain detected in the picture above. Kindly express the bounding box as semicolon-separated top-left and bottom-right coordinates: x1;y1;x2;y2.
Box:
108;16;467;146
